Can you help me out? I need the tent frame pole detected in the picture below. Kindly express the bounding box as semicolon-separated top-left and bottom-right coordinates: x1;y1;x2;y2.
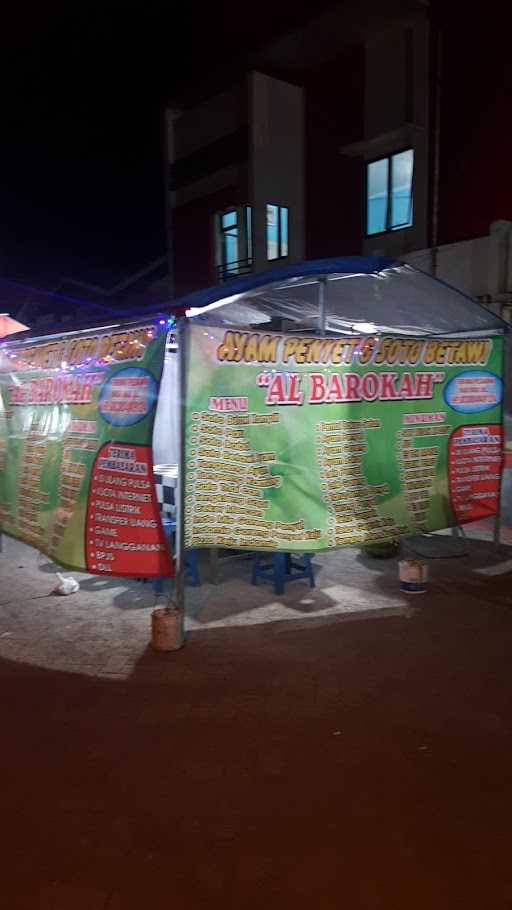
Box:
167;316;187;633
494;331;509;546
318;277;327;334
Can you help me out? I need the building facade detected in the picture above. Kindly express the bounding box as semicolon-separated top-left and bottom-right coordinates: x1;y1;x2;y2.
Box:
166;71;304;297
166;0;512;318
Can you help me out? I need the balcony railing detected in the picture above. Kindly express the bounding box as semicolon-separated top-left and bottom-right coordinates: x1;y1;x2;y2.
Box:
216;258;253;283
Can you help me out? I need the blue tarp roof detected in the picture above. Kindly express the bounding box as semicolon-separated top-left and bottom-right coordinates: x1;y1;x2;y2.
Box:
171;255;508;337
170;256;398;313
4;256;509;342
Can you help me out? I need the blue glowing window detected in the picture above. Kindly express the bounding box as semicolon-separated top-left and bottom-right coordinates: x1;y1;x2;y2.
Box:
267;204;289;260
216;207;253;281
219;210;238;266
367;149;413;236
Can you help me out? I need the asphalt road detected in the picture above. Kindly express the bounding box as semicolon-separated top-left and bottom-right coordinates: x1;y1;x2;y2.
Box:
2;562;512;909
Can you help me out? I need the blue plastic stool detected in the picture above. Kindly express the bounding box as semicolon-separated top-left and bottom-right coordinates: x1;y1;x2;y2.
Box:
251;552;315;595
184;548;201;587
153;518;200;593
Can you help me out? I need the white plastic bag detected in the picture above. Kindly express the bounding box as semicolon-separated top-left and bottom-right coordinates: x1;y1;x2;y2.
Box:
53;573;80;595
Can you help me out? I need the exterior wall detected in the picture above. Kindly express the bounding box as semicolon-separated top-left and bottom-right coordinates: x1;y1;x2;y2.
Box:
403;222;512;321
169;71;306;293
165;2;512;305
166;84;249;296
403;237;490;299
249;72;305;271
364;26;410;139
361;15;430;258
172;186;245;297
305;48;364;259
171;86;245;163
436;7;512;246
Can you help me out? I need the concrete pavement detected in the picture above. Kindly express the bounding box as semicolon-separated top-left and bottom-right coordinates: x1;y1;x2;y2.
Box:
0;535;414;679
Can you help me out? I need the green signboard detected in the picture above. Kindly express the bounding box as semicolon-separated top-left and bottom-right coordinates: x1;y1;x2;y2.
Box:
0;322;173;577
185;324;504;551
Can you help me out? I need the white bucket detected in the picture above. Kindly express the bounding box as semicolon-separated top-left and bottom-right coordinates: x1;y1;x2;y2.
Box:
399;559;428;594
151;607;185;651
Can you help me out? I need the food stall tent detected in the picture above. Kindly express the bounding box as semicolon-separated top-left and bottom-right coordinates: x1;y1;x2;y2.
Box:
150;256;510;602
153;254;508;481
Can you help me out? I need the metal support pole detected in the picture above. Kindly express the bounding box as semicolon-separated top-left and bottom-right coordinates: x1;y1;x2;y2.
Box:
318;277;327;334
166;316;187;643
494;332;509;547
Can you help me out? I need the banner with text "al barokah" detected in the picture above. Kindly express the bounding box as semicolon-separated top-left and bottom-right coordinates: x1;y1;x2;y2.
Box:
0;322;173;577
185;325;504;551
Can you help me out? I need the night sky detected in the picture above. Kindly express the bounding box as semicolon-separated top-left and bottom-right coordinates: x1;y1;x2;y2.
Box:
1;1;322;290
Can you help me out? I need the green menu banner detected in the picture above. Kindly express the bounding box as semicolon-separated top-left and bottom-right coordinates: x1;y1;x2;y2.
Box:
185;325;504;551
0;322;173;577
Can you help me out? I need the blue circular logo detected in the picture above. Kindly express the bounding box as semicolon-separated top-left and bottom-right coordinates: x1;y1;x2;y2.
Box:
99;367;158;427
444;370;503;414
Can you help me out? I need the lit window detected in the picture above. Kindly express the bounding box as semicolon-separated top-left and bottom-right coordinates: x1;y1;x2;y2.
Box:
216;207;253;282
245;206;252;261
219;210;238;268
366;149;413;236
267;204;289;260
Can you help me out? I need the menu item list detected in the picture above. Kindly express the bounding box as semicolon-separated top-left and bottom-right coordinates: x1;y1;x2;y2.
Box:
448;424;503;523
85;442;172;576
316;418;407;546
187;411;322;549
